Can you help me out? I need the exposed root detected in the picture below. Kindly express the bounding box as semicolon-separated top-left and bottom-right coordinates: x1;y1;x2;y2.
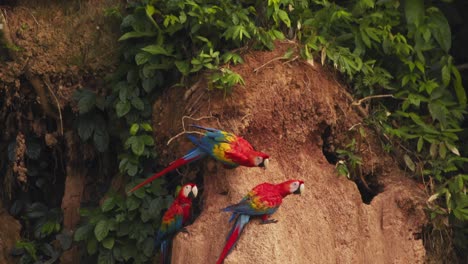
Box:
166;115;220;145
254;56;285;73
352;94;395;106
44;76;64;135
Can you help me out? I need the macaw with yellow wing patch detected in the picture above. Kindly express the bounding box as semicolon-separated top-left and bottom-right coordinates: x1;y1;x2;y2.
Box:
128;125;269;193
155;183;198;264
216;179;305;264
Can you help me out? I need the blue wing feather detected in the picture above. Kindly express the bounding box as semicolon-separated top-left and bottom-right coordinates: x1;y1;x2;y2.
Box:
189;124;220;132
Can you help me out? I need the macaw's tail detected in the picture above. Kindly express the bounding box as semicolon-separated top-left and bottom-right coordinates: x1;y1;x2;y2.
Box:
127;148;206;194
160;240;172;264
216;214;250;264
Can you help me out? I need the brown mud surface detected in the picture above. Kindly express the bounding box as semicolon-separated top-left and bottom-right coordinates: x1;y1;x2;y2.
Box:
152;42;428;264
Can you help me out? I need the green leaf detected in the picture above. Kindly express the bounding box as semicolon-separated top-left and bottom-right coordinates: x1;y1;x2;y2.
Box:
93;128;110;153
429;10;451;53
175;61;190;76
142;77;157;93
140;135;154;146
121;243;137;261
277;10;291;27
101;197;115;212
428;102;447;127
126;196;141;211
87;238;98;255
404;0;424;27
439;142;447;159
441;65;450;87
116;101;131;117
78;115;95;141
77;90;96;114
140;123;152;132
142;237;154;257
452;65;467;106
74;224;93;241
131;138;145;156
102;237;115;250
141;45;172;56
135;52;151;65
130;124;139;136
98;249;115;264
403;154;416;171
430;142;438;158
118;31;156;41
131;97;145;111
445;142;460;156
417;137;423;153
94;220;110;242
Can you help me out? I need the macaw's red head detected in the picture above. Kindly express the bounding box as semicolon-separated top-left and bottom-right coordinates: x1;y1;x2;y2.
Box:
277;179;305;197
250;151;270;168
178;183;198;199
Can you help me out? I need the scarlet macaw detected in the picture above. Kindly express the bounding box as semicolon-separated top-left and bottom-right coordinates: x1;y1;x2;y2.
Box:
128;125;269;193
155;183;198;264
216;179;305;264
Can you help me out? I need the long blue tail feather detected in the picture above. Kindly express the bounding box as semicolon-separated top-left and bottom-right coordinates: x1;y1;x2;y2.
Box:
160;240;172;264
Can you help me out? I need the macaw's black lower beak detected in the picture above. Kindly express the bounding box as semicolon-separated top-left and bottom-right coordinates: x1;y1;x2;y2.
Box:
293;183;304;195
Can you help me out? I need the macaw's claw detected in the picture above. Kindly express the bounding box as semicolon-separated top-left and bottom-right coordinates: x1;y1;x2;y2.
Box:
261;219;278;224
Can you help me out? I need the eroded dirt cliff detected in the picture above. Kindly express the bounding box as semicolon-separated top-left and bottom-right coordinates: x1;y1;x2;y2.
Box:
152;43;428;264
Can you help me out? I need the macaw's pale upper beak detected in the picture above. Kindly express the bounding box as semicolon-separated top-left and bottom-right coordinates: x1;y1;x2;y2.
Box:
190;185;198;198
262;158;269;169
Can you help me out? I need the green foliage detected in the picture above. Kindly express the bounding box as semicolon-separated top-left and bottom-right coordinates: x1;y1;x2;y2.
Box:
11;203;69;264
69;0;467;262
73;89;110;152
288;0;467;252
74;179;173;263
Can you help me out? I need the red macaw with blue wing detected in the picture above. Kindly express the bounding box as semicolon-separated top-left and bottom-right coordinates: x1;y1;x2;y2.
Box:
216;179;305;264
128;125;269;193
155;183;198;264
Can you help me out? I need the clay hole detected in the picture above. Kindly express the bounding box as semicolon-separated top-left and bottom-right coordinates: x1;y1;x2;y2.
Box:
354;173;383;204
321;126;338;164
321;126;383;204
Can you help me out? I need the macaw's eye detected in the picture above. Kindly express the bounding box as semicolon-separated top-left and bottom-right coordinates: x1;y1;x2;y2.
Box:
290;182;300;193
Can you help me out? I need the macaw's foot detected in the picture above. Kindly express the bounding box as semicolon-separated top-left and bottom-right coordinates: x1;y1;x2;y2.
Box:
180;227;190;234
261;219;278;224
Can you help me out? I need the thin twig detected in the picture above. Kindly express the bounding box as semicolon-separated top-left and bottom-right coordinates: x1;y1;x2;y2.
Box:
348;122;362;131
44;77;64;136
352;94;395;106
253;56;284;73
18;7;39;27
282;55;299;65
166;115;219;145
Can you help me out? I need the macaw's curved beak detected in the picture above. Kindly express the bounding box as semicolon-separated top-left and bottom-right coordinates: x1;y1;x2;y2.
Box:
189;185;198;199
294;183;305;195
261;158;269;169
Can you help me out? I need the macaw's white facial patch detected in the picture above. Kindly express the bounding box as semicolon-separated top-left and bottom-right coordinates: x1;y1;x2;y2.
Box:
254;156;264;166
290;181;300;193
183;185;192;197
